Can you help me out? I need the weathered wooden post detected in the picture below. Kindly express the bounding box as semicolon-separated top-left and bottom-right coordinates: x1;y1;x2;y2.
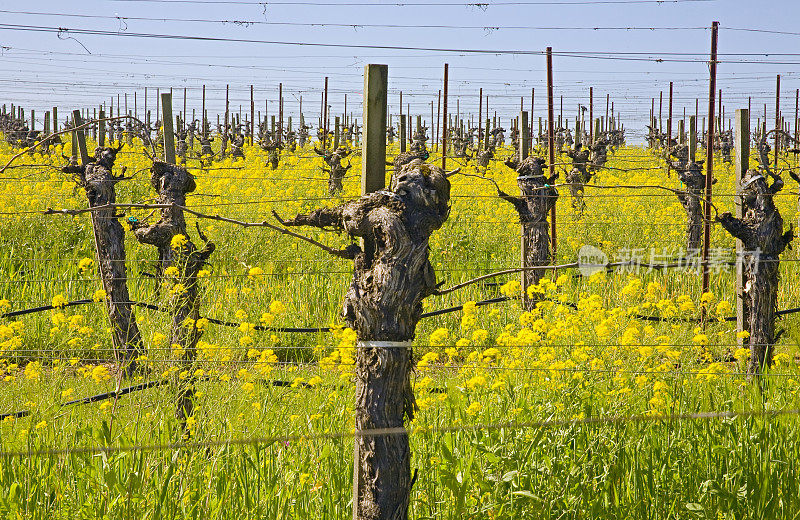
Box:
98;109;106;147
72;110;90;165
161;92;176;165
399;112;407;153
589;86;593;143
689;115;697;162
250;84;255;145
519;111;529;162
279;82;284;145
478;88;483;151
538;117;542;148
52;107;58;134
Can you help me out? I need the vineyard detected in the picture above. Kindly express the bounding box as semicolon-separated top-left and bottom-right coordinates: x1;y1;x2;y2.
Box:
2;5;800;520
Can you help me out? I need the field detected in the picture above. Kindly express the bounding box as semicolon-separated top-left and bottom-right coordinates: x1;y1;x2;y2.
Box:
1;133;800;519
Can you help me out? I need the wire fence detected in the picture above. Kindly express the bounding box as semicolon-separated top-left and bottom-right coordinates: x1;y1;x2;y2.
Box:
2;71;800;475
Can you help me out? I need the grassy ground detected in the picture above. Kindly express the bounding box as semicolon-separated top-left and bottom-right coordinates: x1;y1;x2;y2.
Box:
0;135;799;518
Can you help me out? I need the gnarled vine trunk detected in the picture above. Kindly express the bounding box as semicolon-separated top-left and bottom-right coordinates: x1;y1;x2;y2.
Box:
67;147;144;375
281;159;450;519
501;156;558;310
718;170;793;375
673;161;706;252
132;161;214;422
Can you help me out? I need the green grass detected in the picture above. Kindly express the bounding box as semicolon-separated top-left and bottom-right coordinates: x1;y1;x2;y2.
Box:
0;137;799;518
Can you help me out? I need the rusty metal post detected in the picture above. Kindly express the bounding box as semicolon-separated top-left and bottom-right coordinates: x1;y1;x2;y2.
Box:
547;47;557;259
702;21;719;297
441;64;448;170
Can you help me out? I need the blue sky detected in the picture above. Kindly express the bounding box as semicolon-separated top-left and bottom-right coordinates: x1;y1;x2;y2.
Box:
1;0;798;141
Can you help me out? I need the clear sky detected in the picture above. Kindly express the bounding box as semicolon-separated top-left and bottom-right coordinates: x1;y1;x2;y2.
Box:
1;0;798;141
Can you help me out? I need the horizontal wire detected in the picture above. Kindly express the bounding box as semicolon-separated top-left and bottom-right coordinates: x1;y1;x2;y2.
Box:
0;23;771;63
106;0;716;5
1;406;797;459
0;10;713;32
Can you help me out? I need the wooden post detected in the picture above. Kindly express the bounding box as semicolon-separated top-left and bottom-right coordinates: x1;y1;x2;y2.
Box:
245;85;251;144
72;110;90;166
279;83;284;145
182;88;187;133
667;81;673;157
52;107;58;134
734;109;749;347
689;115;697;162
538;117;542;148
98;109;106;147
323;77;329;149
546;47;557;260
201;85;206;137
361;66;388;199
44;111;50;136
333;116;341;149
478;88;483;151
529;88;535;154
161;92;176;165
127;110;133;145
702;21;719;297
589;87;593;143
519;111;529;161
430;100;435;151
399;112;407;153
224;84;230;152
